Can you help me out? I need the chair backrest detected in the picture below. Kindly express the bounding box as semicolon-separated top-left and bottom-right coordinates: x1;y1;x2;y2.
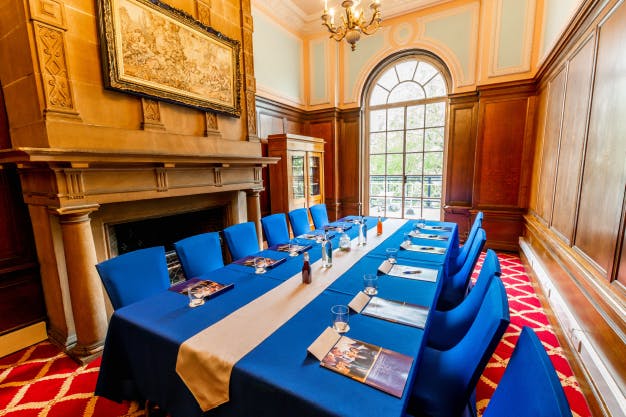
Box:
96;246;170;310
261;213;290;247
452;211;484;273
427;249;500;350
483;327;573;417
288;208;311;236
410;274;509;417
223;222;260;261
438;228;487;309
174;232;224;278
309;204;329;229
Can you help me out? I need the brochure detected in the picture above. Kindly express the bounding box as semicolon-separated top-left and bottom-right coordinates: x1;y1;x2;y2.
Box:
408;231;449;241
349;293;429;329
298;231;336;240
268;243;312;254
308;328;413;398
377;260;438;282
168;277;234;299
420;225;452;232
233;255;287;268
324;223;352;232
400;241;446;255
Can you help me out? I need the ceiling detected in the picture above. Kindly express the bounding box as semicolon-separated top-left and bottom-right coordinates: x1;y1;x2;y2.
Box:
253;0;452;34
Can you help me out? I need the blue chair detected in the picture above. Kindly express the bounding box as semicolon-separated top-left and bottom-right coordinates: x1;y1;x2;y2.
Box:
261;213;290;247
174;232;224;278
96;246;170;310
408;275;510;417
450;212;484;274
438;228;487;310
288;208;311;236
427;249;500;350
483;327;573;417
309;204;329;229
223;222;260;261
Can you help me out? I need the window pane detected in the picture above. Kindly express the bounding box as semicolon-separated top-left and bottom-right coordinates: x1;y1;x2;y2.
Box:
387;107;405;130
370;85;389;106
388;81;424;104
405;153;423;175
369;197;385;214
425;102;445;127
423;176;442;198
405;176;423;197
369;176;385;196
406;129;423;152
414;61;438;85
386;154;403;175
424;73;446;97
404;198;420;219
387;131;403;153
425;128;444;151
396;60;417;81
370;132;386;153
386;197;402;217
406;104;424;129
386;176;403;197
370;109;386;132
423;152;443;175
370;154;385;175
377;68;398;91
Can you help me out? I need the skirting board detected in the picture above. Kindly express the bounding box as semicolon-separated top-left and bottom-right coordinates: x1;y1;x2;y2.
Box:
0;322;48;359
520;238;626;417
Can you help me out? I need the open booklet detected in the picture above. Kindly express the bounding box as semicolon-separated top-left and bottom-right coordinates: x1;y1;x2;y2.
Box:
377;260;438;283
348;292;429;329
400;241;446;255
233;255;286;268
308;327;413;398
169;277;234;299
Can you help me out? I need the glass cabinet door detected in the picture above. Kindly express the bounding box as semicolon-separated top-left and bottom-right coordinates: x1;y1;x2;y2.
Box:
291;153;305;199
308;154;321;197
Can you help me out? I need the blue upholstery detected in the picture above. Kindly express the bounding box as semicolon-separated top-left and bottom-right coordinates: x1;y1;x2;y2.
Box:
483;327;573;417
288;208;311;236
450;212;484;274
427;249;501;350
174;232;224;278
408;275;510;417
261;213;290;247
223;222;260;261
309;204;329;229
438;228;487;310
96;246;170;310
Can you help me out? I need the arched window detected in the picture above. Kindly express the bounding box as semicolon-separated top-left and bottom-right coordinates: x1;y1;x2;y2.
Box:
364;53;449;220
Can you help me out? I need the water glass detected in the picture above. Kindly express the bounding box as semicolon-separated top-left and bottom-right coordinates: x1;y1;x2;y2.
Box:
288;242;299;257
331;305;350;333
385;248;398;264
363;273;378;296
416;218;426;230
254;257;267;274
187;286;205;307
403;232;412;245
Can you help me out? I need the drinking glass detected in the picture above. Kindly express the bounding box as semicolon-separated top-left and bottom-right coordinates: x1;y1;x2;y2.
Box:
363;273;378;296
386;248;398;264
403;232;412;245
416;218;426;230
288;242;299;257
331;305;350;333
254;257;267;274
188;286;205;307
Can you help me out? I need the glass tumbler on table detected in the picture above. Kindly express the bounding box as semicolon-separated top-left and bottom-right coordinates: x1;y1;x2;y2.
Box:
386;248;398;264
363;273;378;296
254;257;267;274
331;305;350;333
188;285;205;307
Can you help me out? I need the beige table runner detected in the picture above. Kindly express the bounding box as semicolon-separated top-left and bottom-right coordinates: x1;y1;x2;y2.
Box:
176;219;406;411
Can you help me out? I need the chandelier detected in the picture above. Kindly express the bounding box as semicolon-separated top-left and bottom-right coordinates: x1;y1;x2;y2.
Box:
321;0;382;51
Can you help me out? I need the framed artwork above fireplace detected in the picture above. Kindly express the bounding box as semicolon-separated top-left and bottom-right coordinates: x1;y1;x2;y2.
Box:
97;0;241;116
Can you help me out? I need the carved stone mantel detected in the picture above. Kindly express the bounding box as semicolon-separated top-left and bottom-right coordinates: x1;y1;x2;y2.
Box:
0;147;278;361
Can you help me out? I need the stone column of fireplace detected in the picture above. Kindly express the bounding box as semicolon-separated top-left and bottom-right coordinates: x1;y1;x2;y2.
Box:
246;189;263;249
57;205;107;362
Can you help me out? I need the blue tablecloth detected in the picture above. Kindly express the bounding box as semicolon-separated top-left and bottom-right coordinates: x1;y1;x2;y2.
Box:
96;218;455;417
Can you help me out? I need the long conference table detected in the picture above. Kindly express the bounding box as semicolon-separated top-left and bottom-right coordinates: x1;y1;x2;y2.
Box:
96;216;459;417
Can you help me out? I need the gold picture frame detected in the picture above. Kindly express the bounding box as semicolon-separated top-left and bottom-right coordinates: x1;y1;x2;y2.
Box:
98;0;241;116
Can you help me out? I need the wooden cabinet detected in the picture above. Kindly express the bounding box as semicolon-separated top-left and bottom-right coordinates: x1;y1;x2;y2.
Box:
267;134;325;214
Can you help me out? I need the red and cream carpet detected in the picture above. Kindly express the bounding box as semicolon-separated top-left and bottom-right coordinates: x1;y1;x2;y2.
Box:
0;252;591;417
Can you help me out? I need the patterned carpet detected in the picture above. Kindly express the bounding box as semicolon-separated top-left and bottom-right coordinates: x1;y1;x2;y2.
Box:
0;252;591;417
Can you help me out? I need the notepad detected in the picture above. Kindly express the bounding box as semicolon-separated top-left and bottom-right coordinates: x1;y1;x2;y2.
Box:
400;241;446;255
377;260;438;282
349;292;429;329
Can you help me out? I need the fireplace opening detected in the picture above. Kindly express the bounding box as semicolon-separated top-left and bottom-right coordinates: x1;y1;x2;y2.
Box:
107;206;227;282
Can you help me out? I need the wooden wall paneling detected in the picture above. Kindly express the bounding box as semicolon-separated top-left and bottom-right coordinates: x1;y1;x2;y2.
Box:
616;191;626;287
443;92;479;240
0;84;10;149
535;68;567;224
551;36;596;244
337;108;361;218
574;1;626;279
308;115;338;220
528;85;549;215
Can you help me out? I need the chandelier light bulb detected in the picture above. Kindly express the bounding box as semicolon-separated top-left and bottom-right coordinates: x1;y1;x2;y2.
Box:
321;0;382;51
